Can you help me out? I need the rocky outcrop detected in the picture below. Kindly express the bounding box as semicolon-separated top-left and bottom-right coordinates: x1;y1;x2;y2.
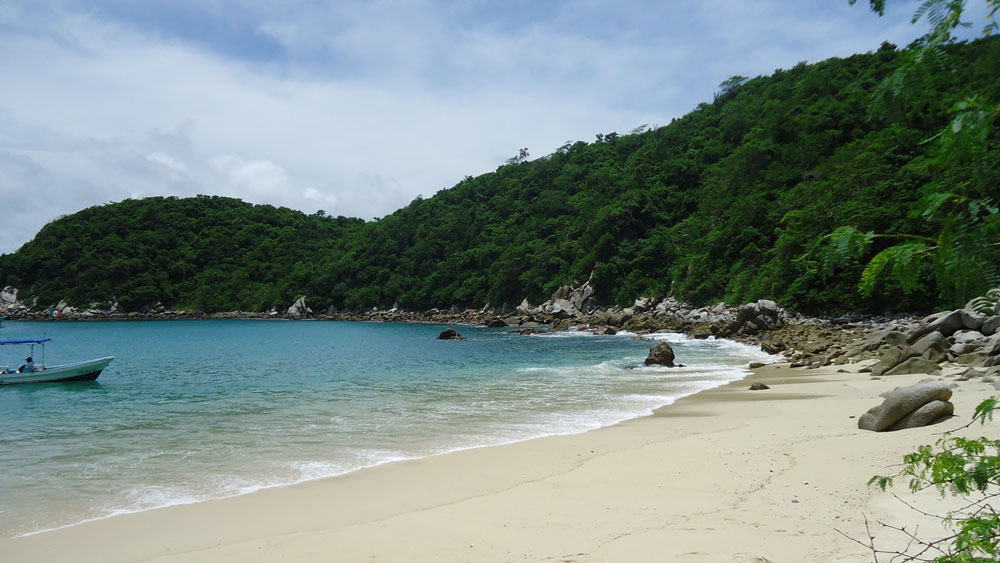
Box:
883;357;941;376
287;296;311;317
724;299;784;336
858;381;954;432
644;342;676;367
437;328;464;340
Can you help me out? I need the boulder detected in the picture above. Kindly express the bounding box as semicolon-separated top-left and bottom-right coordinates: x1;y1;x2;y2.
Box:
730;299;783;335
644;342;676;367
858;381;953;432
437;328;464;340
0;286;17;305
907;310;965;344
953;330;985;344
960;309;986;331
749;382;770;390
287;296;311;317
884;357;941;376
516;299;540;316
550;318;574;331
888;400;955;431
959;367;986;380
985;333;1000;356
761;340;786;355
569;282;595;312
950;342;981;357
909;331;947;357
883;331;909;347
982;316;1000;337
632;297;656;314
955;351;989;366
485;319;508;328
871;346;912;377
511;328;547;335
550;298;580;319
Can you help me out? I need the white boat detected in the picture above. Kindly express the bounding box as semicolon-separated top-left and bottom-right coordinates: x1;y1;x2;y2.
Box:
0;338;114;385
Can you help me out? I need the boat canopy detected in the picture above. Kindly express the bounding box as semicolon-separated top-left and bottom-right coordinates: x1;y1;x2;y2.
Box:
0;338;52;345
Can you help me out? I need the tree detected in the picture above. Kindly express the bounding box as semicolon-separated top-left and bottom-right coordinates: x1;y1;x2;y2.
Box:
818;1;1000;307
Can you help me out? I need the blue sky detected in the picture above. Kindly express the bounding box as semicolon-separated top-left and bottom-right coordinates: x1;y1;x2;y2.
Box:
1;0;985;253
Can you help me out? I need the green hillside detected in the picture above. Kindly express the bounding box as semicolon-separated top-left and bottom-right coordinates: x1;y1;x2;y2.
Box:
2;38;998;314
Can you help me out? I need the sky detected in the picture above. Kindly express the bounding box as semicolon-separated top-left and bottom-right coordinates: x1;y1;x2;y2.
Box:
0;0;977;254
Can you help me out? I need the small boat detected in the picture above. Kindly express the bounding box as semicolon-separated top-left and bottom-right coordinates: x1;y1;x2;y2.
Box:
0;338;114;385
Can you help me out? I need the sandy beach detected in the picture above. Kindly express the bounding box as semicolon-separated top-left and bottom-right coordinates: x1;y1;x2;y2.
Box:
2;360;995;562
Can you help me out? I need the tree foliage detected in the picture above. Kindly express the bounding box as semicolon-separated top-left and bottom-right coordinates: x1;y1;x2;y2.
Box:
1;38;999;313
822;1;1000;307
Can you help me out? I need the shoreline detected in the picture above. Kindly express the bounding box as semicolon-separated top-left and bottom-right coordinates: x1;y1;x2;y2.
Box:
2;329;766;541
3;360;994;562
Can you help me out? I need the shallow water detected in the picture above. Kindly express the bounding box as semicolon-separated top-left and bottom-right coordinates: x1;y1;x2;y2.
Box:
0;320;771;537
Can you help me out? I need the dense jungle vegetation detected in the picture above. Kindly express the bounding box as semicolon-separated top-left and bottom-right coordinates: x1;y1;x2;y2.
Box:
1;37;998;314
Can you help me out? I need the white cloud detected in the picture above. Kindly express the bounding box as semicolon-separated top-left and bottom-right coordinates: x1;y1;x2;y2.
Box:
0;0;932;253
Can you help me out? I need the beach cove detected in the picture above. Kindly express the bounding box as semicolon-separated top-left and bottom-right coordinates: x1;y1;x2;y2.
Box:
3;355;995;562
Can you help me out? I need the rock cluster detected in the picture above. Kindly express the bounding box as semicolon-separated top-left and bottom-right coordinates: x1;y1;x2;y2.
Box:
517;275;596;319
286;296;312;317
858;381;955;432
866;302;1000;377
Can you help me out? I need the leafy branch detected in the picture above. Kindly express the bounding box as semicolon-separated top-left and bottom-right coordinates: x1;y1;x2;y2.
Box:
850;397;1000;561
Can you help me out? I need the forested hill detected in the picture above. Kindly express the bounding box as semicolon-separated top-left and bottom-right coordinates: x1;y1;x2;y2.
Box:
2;38;998;315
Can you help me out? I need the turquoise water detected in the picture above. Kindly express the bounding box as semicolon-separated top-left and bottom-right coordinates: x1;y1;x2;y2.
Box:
0;320;771;537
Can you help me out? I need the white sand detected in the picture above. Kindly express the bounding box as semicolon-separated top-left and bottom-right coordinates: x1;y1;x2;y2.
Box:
2;362;995;562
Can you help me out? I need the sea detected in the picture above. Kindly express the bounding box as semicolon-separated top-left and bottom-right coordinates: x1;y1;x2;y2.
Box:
0;319;773;538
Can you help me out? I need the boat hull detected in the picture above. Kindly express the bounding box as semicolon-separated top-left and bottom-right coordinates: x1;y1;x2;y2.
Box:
0;356;114;385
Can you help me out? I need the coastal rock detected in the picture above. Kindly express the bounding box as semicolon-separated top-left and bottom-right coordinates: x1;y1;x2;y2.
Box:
960;309;986;331
985;333;1000;356
982;315;1000;337
907;310;965;344
870;346;912;377
858;381;953;432
749;382;770;390
511;328;547;335
287;296;311;317
516;299;539;316
728;299;783;335
0;286;17;306
631;297;656;314
761;340;786;355
437;328;464;340
644;342;676;367
955;351;989;366
569;279;595;312
910;331;946;355
888;400;955;431
952;330;985;344
884;357;941;376
959;367;986;380
549;298;580;319
485;319;508;328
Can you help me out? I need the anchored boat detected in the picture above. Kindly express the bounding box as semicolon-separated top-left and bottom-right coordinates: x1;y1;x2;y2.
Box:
0;338;114;385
